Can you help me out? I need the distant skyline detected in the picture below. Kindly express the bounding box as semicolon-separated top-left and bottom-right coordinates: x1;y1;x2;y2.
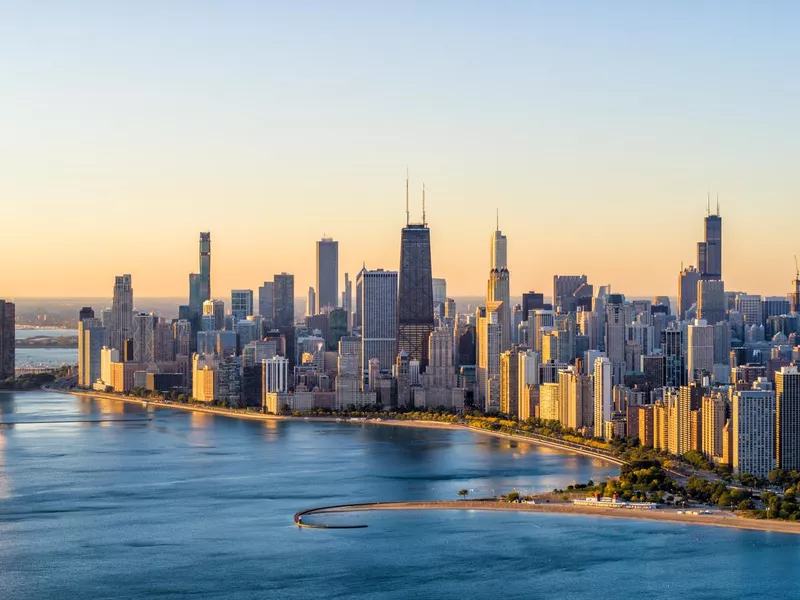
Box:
2;3;800;298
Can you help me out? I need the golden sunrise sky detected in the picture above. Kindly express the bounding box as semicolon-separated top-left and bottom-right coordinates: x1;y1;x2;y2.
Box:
1;3;799;300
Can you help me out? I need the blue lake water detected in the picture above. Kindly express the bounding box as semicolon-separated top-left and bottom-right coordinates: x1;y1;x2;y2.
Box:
15;328;78;368
0;391;798;599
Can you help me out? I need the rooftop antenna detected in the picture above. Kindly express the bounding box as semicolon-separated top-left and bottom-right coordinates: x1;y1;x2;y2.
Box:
496;208;499;231
405;168;410;227
422;183;427;226
795;254;799;280
706;190;710;217
716;190;720;216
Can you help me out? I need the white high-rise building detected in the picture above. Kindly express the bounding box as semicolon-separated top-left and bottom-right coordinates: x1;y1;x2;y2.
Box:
357;268;398;377
593;356;612;439
732;379;776;478
687;319;714;382
110;274;133;351
263;356;289;393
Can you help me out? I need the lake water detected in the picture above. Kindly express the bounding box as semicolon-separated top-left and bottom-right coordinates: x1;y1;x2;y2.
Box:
0;391;798;599
15;328;78;368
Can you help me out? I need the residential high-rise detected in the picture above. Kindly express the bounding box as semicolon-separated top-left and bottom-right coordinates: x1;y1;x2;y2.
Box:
263;356;289;393
397;208;434;371
732;379;776;478
500;348;519;417
258;281;275;327
697;279;726;325
701;391;726;462
79;307;95;322
593;356;613;439
776;366;800;471
316;237;339;313
0;300;15;380
78;318;106;387
273;273;295;328
678;265;701;321
687;319;714;382
735;294;763;325
110;274;133;352
605;294;628;384
357;268;398;377
561;366;593;431
697;204;722;280
231;290;254;321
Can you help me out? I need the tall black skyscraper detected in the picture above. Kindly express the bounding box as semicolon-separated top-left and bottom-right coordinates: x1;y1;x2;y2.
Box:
698;199;721;280
397;185;434;371
199;232;211;301
316;237;338;313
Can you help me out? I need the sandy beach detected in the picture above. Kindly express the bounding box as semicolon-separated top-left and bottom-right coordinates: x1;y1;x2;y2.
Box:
304;500;800;535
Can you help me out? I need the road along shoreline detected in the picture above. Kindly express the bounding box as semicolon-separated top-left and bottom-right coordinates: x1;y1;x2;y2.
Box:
294;500;800;535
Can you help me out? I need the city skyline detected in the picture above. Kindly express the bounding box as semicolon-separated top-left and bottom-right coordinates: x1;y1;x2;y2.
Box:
3;3;800;298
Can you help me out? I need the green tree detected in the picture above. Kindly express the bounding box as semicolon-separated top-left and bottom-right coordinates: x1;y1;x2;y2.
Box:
457;489;470;500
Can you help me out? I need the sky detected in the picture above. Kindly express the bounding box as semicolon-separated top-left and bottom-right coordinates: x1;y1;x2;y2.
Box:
1;1;799;301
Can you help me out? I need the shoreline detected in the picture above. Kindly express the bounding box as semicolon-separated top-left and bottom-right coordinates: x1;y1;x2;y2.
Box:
299;500;800;536
63;390;616;461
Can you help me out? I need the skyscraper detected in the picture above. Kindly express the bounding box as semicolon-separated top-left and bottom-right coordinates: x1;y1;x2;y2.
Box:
202;299;225;330
661;325;685;387
499;347;519;417
432;278;447;320
343;272;353;331
697;279;726;325
678;265;701;320
698;202;722;280
357;268;398;377
78;318;106;387
316;237;339;313
593;356;613;439
110;274;133;352
0;300;15;380
306;287;316;317
231;290;254;321
79;307;95;322
732;379;776;478
487;267;511;352
132;312;158;363
199;232;211;301
273;273;295;328
553;275;589;314
776;366;800;471
397;192;434;371
258;281;274;327
687;319;714;382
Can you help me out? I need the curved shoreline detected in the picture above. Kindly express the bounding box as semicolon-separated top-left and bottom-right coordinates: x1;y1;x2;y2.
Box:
62;390;621;466
295;500;800;535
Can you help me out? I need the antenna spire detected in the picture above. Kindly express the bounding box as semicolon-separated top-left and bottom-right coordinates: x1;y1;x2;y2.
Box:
706;191;710;217
405;168;409;226
422;183;426;226
496;208;499;231
716;190;719;216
